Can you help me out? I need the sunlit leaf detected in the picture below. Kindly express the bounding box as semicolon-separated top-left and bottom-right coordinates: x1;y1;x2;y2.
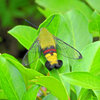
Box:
89;11;100;37
22;85;40;100
85;0;100;12
43;94;58;100
2;53;44;80
33;76;69;100
8;25;37;49
61;72;100;90
73;41;100;75
0;55;26;100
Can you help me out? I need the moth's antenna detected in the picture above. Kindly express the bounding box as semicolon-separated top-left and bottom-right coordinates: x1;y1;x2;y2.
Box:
24;19;38;29
46;15;55;27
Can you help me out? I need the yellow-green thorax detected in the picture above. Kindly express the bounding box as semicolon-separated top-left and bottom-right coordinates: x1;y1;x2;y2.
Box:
38;28;56;49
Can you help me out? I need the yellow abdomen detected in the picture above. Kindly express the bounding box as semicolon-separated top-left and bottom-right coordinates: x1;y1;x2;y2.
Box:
45;53;58;65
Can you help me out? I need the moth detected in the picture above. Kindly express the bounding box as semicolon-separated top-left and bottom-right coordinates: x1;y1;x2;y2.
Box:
22;16;82;70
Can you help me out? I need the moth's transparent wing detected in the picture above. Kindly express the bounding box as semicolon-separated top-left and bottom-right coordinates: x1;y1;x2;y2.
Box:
55;37;82;59
22;39;41;66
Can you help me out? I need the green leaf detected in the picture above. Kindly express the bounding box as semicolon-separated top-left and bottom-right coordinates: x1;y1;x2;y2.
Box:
72;41;100;100
86;0;100;12
0;55;26;100
89;11;100;37
33;76;69;100
8;25;38;49
36;0;92;19
2;53;44;80
0;90;7;99
63;10;92;50
70;90;77;100
43;94;58;100
22;85;40;100
94;90;100;100
73;41;100;75
61;72;100;90
49;69;70;96
78;89;97;100
89;44;100;75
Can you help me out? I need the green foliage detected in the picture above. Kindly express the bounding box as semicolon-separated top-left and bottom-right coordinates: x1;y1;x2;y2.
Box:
61;72;100;90
33;76;68;100
79;89;97;100
73;41;100;73
0;90;7;99
0;54;26;100
89;11;100;37
22;85;40;100
43;94;57;100
0;0;40;27
36;0;92;19
0;0;100;100
85;0;100;12
8;25;38;50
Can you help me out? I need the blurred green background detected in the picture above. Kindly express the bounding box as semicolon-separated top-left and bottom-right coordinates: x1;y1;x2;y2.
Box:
0;0;45;59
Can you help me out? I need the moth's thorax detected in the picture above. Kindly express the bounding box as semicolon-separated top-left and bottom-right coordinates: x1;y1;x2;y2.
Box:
38;28;56;49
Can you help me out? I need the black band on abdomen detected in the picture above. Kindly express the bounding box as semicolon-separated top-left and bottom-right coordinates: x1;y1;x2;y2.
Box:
43;46;56;55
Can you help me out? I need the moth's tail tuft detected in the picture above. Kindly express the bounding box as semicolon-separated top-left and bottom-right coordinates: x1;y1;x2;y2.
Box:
45;60;63;71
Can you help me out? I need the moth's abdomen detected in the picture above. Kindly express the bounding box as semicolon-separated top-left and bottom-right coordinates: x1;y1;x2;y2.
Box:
43;46;58;65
